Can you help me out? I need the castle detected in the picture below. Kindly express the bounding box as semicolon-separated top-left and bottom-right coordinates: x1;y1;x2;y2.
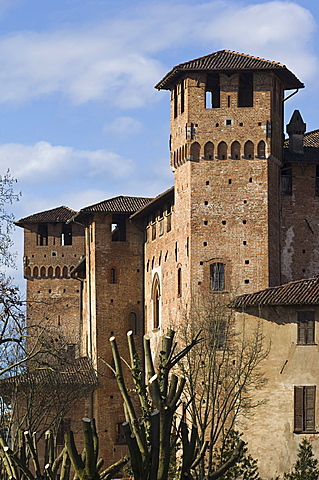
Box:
16;50;319;478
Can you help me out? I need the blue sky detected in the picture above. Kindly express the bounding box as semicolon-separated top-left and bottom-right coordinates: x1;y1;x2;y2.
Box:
2;0;319;288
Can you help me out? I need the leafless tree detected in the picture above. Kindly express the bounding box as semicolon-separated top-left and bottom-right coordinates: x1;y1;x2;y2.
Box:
177;293;268;479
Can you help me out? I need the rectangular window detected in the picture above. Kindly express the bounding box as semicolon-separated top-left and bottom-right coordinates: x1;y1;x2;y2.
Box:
61;224;72;246
297;311;315;345
210;263;225;291
37;224;48;246
238;73;253;107
205;74;220;109
111;215;126;242
57;418;71;446
294;386;316;433
280;164;292;195
116;422;126;444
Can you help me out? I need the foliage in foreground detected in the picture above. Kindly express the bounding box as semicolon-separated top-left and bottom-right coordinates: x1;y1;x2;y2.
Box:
212;430;260;480
0;418;128;480
107;329;245;480
284;439;319;480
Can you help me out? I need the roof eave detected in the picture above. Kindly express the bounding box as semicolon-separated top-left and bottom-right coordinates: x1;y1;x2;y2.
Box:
155;67;304;91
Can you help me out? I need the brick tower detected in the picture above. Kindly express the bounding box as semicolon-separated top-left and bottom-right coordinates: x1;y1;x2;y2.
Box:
155;50;304;304
16;206;85;352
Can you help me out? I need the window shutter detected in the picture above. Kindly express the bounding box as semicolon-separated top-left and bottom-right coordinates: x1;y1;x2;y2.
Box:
298;312;306;344
294;387;304;432
305;386;316;431
306;312;315;344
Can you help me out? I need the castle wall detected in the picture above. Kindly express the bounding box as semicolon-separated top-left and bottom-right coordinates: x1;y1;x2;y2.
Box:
281;163;319;283
237;306;319;478
24;222;85;351
82;212;144;462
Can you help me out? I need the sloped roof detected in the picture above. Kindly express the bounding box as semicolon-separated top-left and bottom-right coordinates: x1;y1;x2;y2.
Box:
0;357;97;388
233;277;319;308
131;186;174;220
303;129;319;147
155;50;304;90
283;129;319;164
72;195;153;222
15;206;77;226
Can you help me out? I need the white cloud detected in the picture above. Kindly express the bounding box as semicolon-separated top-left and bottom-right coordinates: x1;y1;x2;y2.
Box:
0;141;134;184
0;1;316;107
198;1;318;82
103;116;143;137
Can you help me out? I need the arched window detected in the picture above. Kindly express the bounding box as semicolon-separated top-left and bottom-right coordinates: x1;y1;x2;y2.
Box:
33;266;39;277
257;140;266;158
48;266;53;278
55;266;61;277
217;142;227;160
128;312;138;335
204;142;214;160
40;266;46;278
190;142;200;162
231;141;240;160
210;263;225;291
244;141;254;159
62;266;68;278
177;268;182;297
25;266;31;278
151;274;161;329
110;268;117;284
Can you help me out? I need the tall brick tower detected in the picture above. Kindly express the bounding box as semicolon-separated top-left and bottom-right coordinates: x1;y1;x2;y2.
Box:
16;206;85;352
155;50;304;299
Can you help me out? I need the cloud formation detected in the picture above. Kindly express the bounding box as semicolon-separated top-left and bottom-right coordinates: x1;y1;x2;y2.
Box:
0;1;316;107
0;141;134;184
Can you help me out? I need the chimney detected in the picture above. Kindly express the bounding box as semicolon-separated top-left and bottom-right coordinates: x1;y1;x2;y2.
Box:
286;110;306;154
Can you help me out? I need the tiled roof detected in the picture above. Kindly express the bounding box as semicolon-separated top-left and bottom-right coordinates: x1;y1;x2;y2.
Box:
78;196;153;215
0;357;97;387
233;277;319;308
303;129;319;147
131;186;174;220
283;130;319;164
16;206;77;226
155;50;304;90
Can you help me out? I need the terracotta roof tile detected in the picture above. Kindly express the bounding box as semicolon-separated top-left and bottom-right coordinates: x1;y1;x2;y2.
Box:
0;357;97;387
76;196;153;216
283;130;319;163
131;186;174;220
16;206;77;226
156;50;304;90
233;277;319;308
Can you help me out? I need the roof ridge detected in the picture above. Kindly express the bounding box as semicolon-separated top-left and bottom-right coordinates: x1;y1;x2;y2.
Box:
304;129;319;136
223;49;285;67
80;195;152;212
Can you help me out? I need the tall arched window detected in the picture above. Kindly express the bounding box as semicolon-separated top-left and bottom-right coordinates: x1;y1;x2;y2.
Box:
33;266;39;277
204;142;214;160
40;266;46;278
151;274;161;329
210;263;225;291
257;140;266;158
244;141;254;159
48;266;53;278
190;142;200;162
128;312;138;335
217;142;227;160
55;266;61;277
25;266;31;278
110;268;117;284
231;141;240;160
62;266;68;278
